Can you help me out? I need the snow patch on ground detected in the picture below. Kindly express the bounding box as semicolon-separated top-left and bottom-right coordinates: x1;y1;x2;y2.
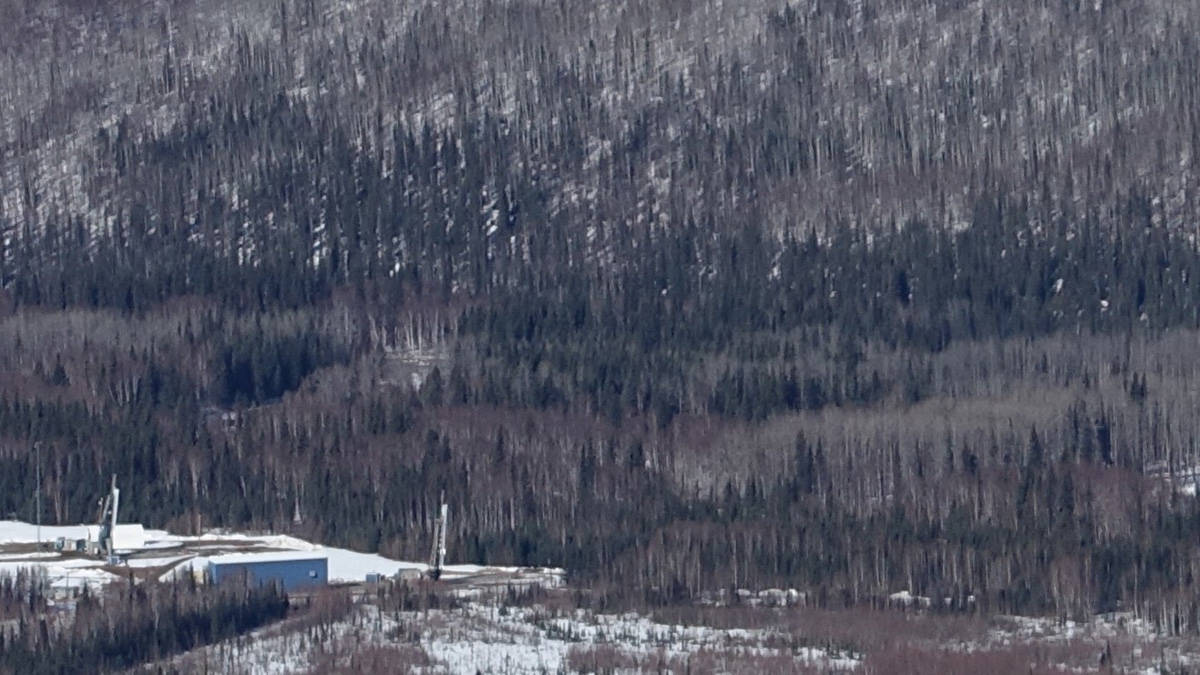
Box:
324;546;427;581
0;521;92;544
0;519;529;591
164;600;862;674
0;551;59;561
1145;460;1200;497
123;555;190;569
0;558;120;594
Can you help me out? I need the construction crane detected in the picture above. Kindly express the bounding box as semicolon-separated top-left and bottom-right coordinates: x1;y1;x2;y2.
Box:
427;491;448;580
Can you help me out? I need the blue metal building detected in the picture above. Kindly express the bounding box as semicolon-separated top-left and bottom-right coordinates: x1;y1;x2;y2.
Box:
207;552;328;592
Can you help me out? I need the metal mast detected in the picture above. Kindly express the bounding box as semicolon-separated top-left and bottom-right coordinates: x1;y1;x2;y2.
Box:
93;474;119;557
109;474;120;540
106;474;120;556
428;491;448;579
34;442;41;550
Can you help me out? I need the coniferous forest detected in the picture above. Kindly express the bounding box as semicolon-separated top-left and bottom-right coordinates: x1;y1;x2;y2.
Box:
0;573;289;674
5;0;1200;634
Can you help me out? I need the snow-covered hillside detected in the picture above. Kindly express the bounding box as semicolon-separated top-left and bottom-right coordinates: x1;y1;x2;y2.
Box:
161;598;863;674
153;591;1200;674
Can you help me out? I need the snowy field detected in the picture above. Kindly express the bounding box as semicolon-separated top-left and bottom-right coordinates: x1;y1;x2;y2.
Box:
160;593;1200;674
0;520;562;593
164;599;863;674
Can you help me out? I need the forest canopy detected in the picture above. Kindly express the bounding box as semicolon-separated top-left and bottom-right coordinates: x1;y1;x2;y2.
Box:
2;0;1200;629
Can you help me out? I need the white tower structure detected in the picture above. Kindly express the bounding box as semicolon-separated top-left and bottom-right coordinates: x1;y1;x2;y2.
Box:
428;492;448;579
88;475;144;558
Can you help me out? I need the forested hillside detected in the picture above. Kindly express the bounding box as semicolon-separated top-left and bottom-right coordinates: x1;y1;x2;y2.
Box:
4;0;1200;629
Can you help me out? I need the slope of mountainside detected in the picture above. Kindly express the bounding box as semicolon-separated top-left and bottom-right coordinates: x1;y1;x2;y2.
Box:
4;1;1200;660
5;0;1200;257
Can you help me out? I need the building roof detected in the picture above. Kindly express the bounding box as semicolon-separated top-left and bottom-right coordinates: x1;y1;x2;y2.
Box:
206;550;328;566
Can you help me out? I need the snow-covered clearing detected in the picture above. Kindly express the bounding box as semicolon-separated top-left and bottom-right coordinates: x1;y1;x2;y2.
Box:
165;599;861;674
0;519;562;595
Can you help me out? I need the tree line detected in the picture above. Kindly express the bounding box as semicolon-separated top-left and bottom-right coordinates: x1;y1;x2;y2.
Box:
0;575;288;674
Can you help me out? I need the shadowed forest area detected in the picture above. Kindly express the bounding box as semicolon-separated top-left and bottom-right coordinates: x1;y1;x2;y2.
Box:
4;0;1200;634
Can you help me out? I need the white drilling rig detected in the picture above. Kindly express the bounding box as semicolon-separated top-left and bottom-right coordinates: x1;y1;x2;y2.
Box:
86;475;145;559
89;475;120;558
427;491;448;580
